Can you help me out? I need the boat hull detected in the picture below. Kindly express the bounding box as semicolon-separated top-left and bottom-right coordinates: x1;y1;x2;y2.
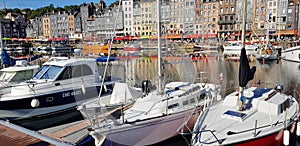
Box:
94;107;201;146
256;54;278;61
228;123;296;146
282;47;300;63
0;85;108;120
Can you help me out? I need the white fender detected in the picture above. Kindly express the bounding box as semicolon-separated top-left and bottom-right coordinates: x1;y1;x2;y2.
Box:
283;130;289;146
90;131;106;146
297;122;300;136
31;99;40;108
81;84;86;94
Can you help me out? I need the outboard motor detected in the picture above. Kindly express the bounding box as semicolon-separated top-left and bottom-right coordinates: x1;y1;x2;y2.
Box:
142;80;151;96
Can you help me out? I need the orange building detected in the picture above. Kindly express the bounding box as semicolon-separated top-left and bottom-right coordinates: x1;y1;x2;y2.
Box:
42;15;50;39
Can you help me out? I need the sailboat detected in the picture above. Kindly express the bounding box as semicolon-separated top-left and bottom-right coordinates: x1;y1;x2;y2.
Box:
191;1;299;145
255;10;278;61
77;0;222;145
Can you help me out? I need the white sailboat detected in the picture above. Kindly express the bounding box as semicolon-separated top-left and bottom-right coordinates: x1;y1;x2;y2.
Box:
191;1;299;145
77;0;222;145
255;9;278;61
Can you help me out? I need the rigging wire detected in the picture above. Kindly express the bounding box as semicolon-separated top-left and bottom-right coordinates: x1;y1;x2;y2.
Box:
97;0;122;106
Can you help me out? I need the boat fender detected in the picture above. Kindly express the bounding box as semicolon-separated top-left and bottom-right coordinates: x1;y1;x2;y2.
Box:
81;84;86;94
297;122;300;136
31;99;40;108
283;130;290;146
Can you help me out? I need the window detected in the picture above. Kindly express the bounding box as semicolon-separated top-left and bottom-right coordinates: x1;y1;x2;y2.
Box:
197;93;206;101
33;65;49;79
41;66;63;80
183;100;188;106
168;103;179;109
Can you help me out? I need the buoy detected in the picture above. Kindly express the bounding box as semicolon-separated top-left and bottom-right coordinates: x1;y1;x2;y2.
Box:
297;122;300;136
81;84;86;94
31;99;40;108
283;130;290;146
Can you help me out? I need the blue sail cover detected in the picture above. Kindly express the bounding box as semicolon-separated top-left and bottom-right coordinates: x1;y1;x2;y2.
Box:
96;56;119;62
1;49;15;66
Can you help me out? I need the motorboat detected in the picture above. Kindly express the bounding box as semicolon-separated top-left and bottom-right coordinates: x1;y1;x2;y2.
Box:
255;45;279;61
0;60;39;93
0;58;120;120
282;46;300;63
82;81;221;146
191;48;299;146
223;42;258;58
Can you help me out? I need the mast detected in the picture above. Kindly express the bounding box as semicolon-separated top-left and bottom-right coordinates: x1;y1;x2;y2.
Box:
266;2;270;50
241;0;247;48
252;0;256;42
0;20;2;51
157;0;163;94
278;0;281;43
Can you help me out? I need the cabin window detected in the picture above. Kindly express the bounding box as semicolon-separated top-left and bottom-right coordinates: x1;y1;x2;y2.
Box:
72;64;93;78
41;66;63;79
280;99;291;113
183;100;189;106
168;103;179;109
57;66;72;80
82;65;93;76
197;93;206;101
11;70;34;82
33;65;49;79
190;98;196;103
57;64;93;80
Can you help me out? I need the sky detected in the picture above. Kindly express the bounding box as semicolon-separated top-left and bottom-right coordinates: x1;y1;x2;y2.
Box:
3;0;114;9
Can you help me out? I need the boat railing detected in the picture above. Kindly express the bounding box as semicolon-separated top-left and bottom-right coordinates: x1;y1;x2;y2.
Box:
179;129;222;145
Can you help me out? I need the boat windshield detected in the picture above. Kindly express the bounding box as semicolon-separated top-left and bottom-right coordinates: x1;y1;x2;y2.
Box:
33;65;49;79
0;71;16;82
33;65;63;80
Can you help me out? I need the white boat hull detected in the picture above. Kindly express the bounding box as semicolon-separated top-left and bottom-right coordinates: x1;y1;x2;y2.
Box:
282;46;300;63
223;45;257;56
256;54;278;61
92;107;201;145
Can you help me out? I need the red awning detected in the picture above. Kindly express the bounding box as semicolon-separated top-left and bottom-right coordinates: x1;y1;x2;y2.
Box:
56;38;67;41
186;34;217;38
113;37;123;41
12;38;19;41
49;37;56;41
123;36;134;40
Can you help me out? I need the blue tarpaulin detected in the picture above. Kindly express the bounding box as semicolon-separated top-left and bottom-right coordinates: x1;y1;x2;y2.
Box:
1;49;16;66
1;49;42;67
96;56;119;62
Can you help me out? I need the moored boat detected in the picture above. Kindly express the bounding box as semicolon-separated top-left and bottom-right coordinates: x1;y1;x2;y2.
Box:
223;42;258;58
255;45;279;61
191;48;299;146
0;58;121;121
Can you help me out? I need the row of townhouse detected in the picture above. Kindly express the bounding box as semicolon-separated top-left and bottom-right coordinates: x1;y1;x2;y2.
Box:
25;0;300;42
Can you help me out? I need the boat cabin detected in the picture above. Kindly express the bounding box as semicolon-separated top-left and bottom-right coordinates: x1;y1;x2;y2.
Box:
222;87;293;121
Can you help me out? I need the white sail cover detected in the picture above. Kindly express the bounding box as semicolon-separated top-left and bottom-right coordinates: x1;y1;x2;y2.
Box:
109;82;142;105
